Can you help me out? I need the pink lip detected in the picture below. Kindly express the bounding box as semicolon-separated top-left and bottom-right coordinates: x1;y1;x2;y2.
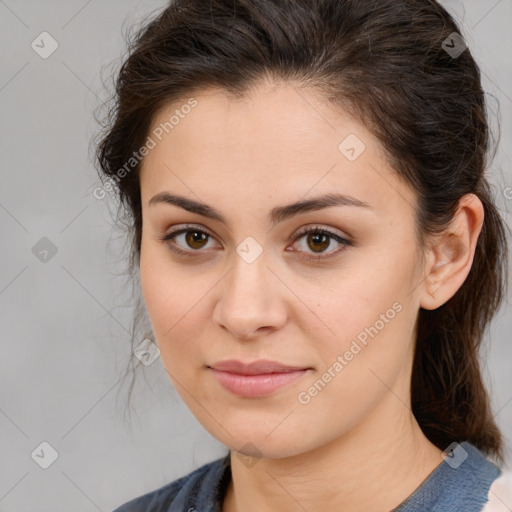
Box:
208;359;311;398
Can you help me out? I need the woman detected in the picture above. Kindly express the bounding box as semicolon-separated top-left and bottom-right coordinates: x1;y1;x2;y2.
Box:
95;0;511;510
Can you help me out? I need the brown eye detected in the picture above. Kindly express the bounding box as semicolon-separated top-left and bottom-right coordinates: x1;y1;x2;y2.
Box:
291;226;352;259
184;230;209;249
306;232;331;253
159;224;221;256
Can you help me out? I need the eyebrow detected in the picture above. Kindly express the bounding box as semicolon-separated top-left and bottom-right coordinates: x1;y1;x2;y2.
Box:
148;191;374;226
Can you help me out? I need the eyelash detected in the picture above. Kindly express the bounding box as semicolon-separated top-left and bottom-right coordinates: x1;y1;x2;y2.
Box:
158;224;353;261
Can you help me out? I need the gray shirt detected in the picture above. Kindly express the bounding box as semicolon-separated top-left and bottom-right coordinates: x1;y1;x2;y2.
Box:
113;441;501;511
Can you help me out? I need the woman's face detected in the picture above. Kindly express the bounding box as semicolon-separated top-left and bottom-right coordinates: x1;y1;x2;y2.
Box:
138;81;428;459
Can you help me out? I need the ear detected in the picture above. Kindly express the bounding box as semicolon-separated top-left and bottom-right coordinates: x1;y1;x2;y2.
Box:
419;194;485;311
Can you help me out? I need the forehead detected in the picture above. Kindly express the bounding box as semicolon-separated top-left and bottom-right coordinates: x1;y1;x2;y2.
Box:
146;81;365;153
139;82;417;218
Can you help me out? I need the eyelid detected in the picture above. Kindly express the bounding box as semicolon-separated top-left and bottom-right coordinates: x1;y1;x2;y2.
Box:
290;224;350;242
158;223;222;249
162;223;217;241
287;225;353;259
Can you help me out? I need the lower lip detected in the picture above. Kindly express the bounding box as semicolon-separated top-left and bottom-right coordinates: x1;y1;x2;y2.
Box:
209;368;309;398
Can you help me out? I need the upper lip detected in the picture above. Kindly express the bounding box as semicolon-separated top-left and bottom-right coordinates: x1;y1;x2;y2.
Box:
208;359;309;375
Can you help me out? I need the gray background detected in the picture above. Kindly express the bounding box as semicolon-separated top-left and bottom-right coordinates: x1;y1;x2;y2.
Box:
0;1;510;510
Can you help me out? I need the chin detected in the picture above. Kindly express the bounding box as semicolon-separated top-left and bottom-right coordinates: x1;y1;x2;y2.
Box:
206;423;312;461
233;441;303;461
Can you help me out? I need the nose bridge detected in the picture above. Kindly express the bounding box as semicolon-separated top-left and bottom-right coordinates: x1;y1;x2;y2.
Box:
213;240;287;337
227;243;273;309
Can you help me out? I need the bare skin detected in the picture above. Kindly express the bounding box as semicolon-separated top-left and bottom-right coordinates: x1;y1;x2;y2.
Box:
138;77;484;512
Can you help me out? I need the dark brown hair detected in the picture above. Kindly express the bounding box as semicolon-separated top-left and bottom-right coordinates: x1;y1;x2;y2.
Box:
94;0;510;464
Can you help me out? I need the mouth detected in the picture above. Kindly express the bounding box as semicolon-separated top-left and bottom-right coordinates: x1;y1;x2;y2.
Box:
207;359;312;398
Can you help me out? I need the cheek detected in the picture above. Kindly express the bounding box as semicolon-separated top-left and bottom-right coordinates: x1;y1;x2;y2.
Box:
139;242;208;363
308;270;404;351
314;292;411;380
295;298;414;438
304;252;417;386
139;252;175;336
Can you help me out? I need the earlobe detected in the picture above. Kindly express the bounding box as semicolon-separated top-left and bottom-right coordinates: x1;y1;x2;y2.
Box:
419;194;484;311
420;235;468;310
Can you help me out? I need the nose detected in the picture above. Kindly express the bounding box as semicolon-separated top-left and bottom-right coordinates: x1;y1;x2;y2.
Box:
212;251;288;340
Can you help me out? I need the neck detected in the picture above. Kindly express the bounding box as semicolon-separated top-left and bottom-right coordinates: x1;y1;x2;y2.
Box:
223;393;443;512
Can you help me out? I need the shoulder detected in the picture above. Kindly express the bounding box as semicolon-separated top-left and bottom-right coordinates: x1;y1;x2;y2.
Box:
112;455;229;512
394;442;503;512
430;442;502;511
481;471;512;512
